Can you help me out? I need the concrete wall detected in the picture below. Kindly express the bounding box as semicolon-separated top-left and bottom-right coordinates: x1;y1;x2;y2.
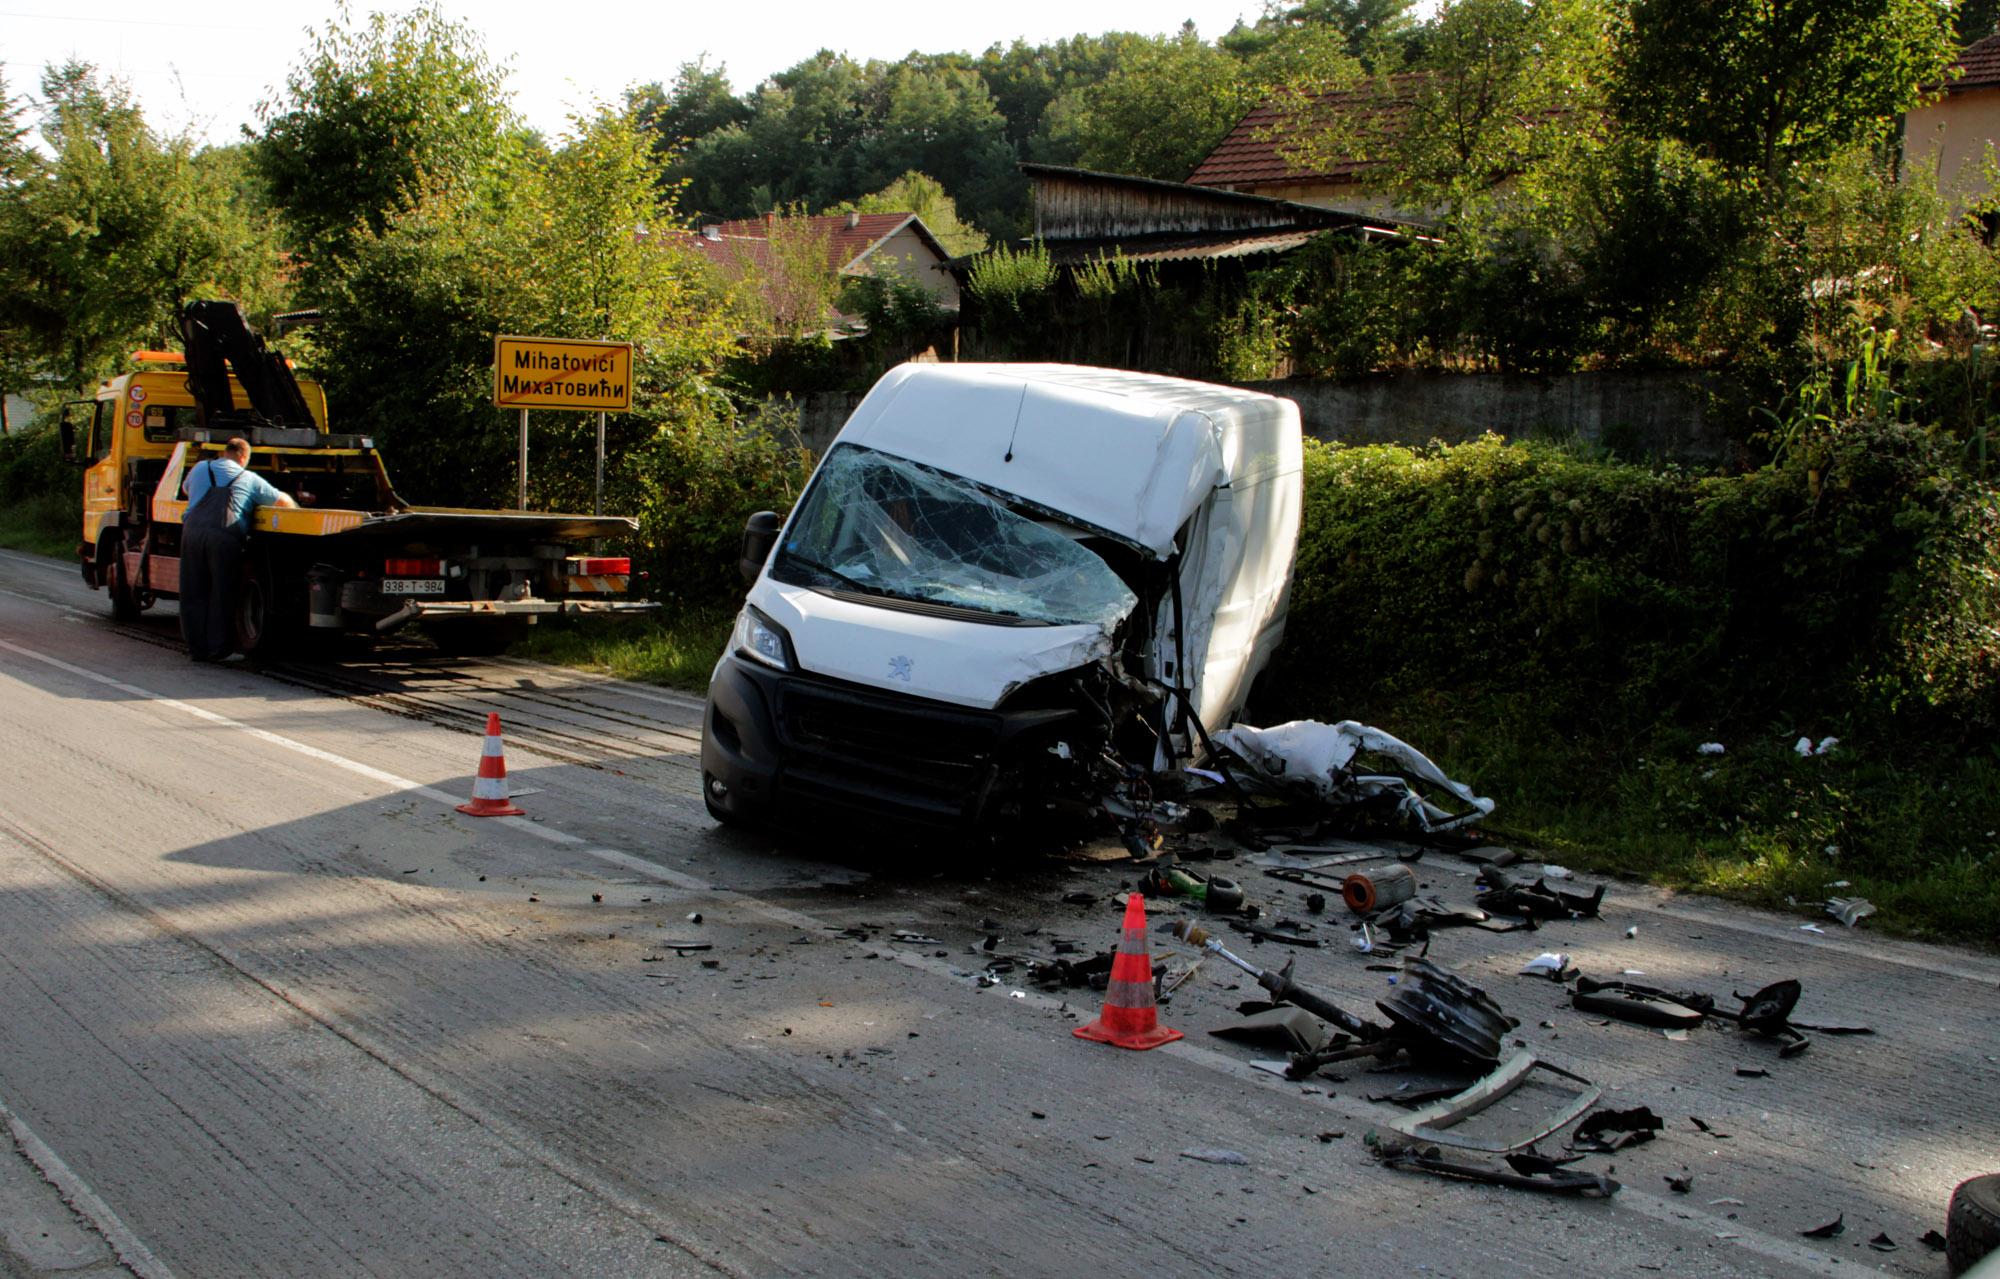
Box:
1239;370;1722;461
772;369;1721;463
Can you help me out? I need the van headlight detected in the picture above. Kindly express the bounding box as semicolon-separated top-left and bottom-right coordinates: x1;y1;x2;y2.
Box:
732;604;793;671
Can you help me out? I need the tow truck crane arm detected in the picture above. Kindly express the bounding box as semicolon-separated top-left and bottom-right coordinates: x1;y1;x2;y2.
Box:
180;299;318;433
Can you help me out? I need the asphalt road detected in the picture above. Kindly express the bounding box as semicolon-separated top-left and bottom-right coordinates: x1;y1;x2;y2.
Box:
0;545;1994;1279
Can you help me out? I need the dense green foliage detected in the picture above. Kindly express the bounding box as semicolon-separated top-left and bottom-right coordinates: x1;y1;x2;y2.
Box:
1270;426;2000;938
0;64;285;395
252;4;514;285
0;422;79;557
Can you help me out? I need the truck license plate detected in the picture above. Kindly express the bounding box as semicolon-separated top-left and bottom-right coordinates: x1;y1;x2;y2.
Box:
383;578;445;596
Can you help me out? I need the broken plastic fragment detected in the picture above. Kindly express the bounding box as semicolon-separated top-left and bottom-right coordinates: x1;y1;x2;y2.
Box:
1866;1232;1896;1252
1798;923;1827;934
1541;865;1573;881
1519;952;1570;978
1825;897;1875;928
1180;1148;1250;1166
1697;742;1727;755
1794;736;1814;756
1800;1214;1844;1240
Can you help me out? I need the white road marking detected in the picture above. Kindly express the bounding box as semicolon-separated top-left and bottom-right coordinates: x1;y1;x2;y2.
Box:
0;549;70;576
0;1093;180;1279
0;635;1945;1277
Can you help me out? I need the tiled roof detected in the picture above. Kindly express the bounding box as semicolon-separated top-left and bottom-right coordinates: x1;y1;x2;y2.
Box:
1947;30;2000;92
677;212;940;275
1187;76;1417;189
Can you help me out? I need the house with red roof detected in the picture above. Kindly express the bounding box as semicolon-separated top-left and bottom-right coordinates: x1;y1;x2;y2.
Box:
1903;30;2000;208
681;211;960;315
1187;78;1420;216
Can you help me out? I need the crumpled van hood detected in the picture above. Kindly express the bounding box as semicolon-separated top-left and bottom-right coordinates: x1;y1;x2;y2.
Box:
758;583;1115;710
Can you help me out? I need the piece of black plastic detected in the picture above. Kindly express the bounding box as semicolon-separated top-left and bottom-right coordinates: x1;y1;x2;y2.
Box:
1381;1145;1618;1197
1801;1214;1845;1240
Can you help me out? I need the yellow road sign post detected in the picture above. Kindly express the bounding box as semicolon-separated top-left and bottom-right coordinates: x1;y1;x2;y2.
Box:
492;336;634;510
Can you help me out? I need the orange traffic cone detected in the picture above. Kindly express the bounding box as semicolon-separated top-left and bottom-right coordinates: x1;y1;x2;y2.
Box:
1074;893;1182;1051
457;712;526;817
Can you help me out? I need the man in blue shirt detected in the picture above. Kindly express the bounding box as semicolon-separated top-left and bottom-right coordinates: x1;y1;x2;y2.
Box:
179;437;296;661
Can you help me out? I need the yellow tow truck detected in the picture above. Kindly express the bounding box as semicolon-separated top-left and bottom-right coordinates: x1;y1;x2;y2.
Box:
62;301;655;656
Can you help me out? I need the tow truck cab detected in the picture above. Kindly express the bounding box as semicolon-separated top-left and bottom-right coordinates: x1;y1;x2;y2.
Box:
701;362;1303;829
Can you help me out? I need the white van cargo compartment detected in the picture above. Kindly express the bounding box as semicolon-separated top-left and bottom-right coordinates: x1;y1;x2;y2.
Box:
701;363;1303;828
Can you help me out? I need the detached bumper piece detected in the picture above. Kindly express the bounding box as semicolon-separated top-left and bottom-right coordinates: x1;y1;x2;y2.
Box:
375;597;659;632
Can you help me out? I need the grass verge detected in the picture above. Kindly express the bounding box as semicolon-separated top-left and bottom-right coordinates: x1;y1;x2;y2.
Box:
0;494;78;559
1367;691;2000;947
511;606;734;693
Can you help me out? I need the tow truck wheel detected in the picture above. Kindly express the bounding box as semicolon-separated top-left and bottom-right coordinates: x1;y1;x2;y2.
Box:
104;535;142;622
234;557;296;659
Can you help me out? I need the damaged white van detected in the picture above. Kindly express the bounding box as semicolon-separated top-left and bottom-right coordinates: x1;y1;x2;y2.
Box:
700;363;1303;827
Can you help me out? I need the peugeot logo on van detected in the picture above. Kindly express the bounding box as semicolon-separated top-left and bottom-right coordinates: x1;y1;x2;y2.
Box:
888;655;914;682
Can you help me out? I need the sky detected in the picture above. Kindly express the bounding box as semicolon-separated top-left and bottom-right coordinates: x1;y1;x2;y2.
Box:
3;0;1272;147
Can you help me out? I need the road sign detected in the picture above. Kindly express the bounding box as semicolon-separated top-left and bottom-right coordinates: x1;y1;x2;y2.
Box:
492;336;633;412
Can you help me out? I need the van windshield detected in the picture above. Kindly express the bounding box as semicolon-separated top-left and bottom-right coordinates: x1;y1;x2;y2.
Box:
770;444;1139;629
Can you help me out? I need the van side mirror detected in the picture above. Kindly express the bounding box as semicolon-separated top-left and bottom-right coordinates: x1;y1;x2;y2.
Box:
58;401;90;465
739;510;781;583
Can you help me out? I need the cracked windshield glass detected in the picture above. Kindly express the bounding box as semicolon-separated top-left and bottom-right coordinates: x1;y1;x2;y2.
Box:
772;445;1138;628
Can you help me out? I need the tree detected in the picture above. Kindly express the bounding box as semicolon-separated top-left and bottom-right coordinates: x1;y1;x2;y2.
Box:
1;62;285;391
668;51;1022;234
253;4;514;284
1041;27;1265;179
1614;0;1956;186
826;171;988;256
1273;0;1613;217
1222;0;1418;66
975;33;1152;152
629;59;749;155
313;102;736;509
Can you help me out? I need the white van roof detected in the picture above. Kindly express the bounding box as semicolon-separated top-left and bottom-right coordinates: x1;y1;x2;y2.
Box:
831;363;1302;556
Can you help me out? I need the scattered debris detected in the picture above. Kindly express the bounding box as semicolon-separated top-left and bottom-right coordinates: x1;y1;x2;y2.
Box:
1505;1147;1584;1176
1868;1232;1897;1252
1800;1214;1845;1240
1343;865;1418;913
1570;977;1708;1030
1571;1106;1663;1153
1387;1052;1601;1154
1521;952;1572;979
1735;1067;1770;1078
1825;897;1875;928
1376;1142;1619;1197
1697;742;1727;756
1180;1148;1251;1166
1666;1172;1694;1194
1228;918;1322;947
1921;1229;1949;1252
1210;1007;1328;1054
1210;719;1496;834
1687;1116;1729;1139
1478;865;1605;920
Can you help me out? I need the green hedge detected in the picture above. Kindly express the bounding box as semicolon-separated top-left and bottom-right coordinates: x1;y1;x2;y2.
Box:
1273;423;1998;743
1265;424;1999;940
